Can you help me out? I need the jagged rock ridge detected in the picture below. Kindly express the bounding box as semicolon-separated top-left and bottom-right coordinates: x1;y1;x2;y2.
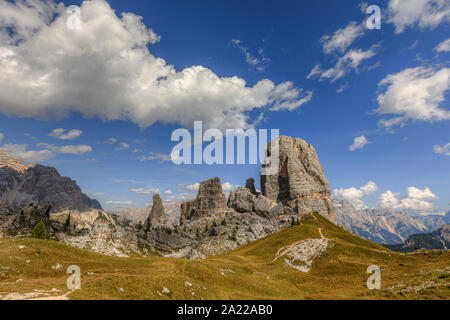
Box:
0;160;101;212
334;199;450;244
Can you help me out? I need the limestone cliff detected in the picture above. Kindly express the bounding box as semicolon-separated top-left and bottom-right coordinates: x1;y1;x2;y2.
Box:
261;136;335;221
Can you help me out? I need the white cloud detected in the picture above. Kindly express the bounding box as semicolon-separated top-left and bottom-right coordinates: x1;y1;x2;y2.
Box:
307;47;377;83
49;128;82;140
434;38;450;52
378;187;438;211
349;136;370;151
164;189;173;195
185;183;200;191
0;133;3;142
139;152;171;162
321;21;365;54
115;142;130;151
185;181;237;193
375;67;450;128
387;0;450;33
221;182;238;192
37;143;92;155
130;188;160;195
333;181;378;210
433;142;450;156
0;0;311;130
231;39;271;72
107;138;118;144
377;190;400;209
1;143;54;163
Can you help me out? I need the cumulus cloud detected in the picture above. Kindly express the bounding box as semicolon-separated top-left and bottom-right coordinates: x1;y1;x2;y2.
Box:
375;67;450;128
130;188;160;195
321;21;365;54
387;0;450;33
164;189;173;195
1;143;54;162
107;138;118;144
49;128;82;140
434;38;450;52
349;136;370;151
37;143;92;155
433;142;450;156
0;132;3;142
221;182;238;192
307;47;377;83
378;187;438;211
0;0;311;130
333;181;378;210
185;183;200;191
139;152;171;162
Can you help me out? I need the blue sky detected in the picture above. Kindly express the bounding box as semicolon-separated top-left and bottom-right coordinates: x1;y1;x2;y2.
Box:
0;0;448;212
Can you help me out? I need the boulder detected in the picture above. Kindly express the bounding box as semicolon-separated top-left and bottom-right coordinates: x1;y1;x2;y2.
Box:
253;196;283;219
228;187;256;213
261;136;335;220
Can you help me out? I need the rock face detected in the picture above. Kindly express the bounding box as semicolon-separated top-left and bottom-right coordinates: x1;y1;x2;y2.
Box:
245;178;259;196
0;163;102;212
51;209;141;257
261;136;334;221
180;177;227;224
334;199;450;244
386;224;450;252
144;194;172;229
228;187;256;213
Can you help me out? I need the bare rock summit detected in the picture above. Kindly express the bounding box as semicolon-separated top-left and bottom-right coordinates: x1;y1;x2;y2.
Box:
261;136;334;221
180;177;227;224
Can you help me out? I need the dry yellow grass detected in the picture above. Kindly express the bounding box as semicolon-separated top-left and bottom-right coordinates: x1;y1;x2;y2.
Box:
0;214;448;300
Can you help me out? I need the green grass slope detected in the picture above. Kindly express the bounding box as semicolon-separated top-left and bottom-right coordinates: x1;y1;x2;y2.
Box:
0;214;448;300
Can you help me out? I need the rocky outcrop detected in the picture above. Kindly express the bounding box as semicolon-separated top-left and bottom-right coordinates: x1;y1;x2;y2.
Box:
0;164;102;212
228;187;256;213
144;194;173;229
245;178;259;196
51;209;142;257
180;178;227;224
261;136;334;221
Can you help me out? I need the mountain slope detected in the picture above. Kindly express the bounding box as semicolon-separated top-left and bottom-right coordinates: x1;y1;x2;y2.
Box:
386;224;450;252
1;213;448;300
334;199;449;244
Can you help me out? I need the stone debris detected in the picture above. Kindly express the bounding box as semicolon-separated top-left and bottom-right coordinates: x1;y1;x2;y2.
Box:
52;263;63;270
282;239;331;273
